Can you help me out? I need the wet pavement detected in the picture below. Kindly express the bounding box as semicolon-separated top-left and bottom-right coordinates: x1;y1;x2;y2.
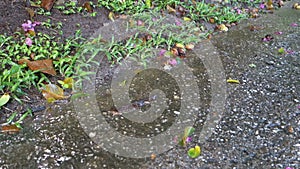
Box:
146;5;300;169
1;1;300;169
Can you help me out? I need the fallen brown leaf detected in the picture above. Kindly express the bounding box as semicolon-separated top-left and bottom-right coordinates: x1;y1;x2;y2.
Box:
18;59;56;76
83;1;93;13
41;0;56;11
167;5;176;13
25;7;35;19
1;124;20;134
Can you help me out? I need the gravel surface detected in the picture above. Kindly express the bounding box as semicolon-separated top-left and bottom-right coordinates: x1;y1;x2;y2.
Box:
146;4;300;169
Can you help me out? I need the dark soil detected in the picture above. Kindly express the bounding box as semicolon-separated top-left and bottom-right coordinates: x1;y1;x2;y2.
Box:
0;0;110;123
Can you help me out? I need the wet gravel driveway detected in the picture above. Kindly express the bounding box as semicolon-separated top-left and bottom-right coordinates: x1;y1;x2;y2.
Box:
0;2;299;169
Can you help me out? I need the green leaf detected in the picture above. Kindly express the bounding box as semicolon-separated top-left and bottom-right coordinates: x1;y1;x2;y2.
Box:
184;126;195;137
145;0;152;8
16;109;32;124
179;126;195;146
249;64;256;68
188;145;201;158
0;93;10;107
278;47;285;54
6;112;17;124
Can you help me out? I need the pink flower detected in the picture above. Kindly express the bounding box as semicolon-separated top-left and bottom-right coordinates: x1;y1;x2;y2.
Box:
186;136;192;143
274;31;283;35
152;17;158;22
175;19;182;26
285;167;294;169
22;20;41;32
286;50;294;54
159;49;167;56
259;3;265;9
137;20;143;26
236;9;242;14
290;23;298;27
25;37;32;46
168;58;177;66
262;34;273;42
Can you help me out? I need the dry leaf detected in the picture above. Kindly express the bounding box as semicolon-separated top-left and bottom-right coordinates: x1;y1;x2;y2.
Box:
41;0;56;11
108;12;115;21
118;14;128;19
293;3;300;9
185;44;194;50
129;19;135;27
151;154;156;160
266;0;274;10
1;124;20;134
25;7;35;19
41;84;69;102
18;59;56;76
175;43;185;49
83;1;93;13
218;24;228;32
249;25;263;31
27;30;36;36
171;48;179;56
167;5;176;13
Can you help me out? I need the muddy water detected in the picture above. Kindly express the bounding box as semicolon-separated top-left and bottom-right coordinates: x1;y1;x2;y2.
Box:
1;2;300;169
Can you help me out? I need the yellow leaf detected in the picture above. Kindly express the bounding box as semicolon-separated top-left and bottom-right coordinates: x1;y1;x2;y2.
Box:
58;77;73;89
183;17;191;22
219;24;228;32
293;3;300;9
185;44;194;50
188;145;201;158
227;79;240;84
108;12;115;21
175;43;185;49
0;93;10;107
167;5;176;13
41;84;69;103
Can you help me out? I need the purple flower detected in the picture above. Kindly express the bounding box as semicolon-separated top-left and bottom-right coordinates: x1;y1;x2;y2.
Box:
175;19;182;26
186;137;192;143
290;23;298;27
152;17;158;22
137;20;143;26
236;9;242;14
262;34;273;42
274;31;283;35
159;49;167;56
168;58;177;66
259;3;265;9
25;37;32;46
22;20;41;32
286;50;294;54
285;167;294;169
297;105;300;109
